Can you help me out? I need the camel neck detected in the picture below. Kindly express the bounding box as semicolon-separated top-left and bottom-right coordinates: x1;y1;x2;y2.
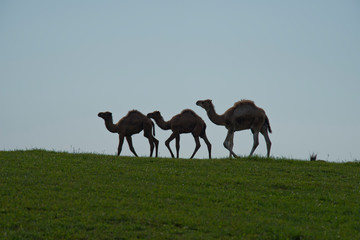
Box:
206;105;226;126
153;115;171;130
104;117;118;133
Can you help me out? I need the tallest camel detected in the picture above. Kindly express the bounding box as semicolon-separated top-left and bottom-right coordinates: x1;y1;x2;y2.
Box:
196;99;272;158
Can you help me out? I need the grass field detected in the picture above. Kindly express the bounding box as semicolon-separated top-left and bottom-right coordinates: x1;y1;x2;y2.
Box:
0;150;359;239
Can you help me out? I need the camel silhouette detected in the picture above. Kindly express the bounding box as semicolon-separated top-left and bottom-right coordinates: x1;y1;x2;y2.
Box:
196;99;271;158
147;109;212;159
98;110;158;157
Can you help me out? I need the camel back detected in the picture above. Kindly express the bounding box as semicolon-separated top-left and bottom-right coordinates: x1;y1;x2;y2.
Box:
125;110;143;117
225;100;258;115
233;99;256;107
180;109;200;117
117;110;148;125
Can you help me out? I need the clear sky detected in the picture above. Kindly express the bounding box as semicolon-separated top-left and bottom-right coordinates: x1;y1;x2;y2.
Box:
1;1;359;161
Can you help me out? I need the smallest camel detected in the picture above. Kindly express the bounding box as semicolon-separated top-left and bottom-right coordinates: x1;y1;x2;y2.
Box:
147;109;212;159
98;110;158;157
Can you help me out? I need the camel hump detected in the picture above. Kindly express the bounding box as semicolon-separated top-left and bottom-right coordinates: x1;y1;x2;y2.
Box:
233;99;256;108
126;110;143;116
233;99;267;116
119;110;148;125
180;109;199;116
125;110;150;119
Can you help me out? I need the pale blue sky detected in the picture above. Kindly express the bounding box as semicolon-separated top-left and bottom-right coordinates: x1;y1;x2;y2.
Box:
1;1;359;161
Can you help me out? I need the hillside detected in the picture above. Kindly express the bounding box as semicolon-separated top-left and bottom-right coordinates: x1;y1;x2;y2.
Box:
0;150;359;239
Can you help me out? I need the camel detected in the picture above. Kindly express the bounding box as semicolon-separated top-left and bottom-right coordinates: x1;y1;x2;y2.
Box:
196;99;272;158
147;109;212;159
98;110;159;157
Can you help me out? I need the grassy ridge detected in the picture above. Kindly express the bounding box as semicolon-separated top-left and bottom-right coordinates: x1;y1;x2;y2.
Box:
0;150;359;239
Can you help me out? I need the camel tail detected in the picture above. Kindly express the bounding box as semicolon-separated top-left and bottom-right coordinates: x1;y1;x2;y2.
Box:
265;115;272;133
151;121;156;136
201;123;207;136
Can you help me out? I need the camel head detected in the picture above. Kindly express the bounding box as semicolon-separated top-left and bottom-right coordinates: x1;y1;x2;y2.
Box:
196;99;213;111
98;111;113;121
147;111;162;119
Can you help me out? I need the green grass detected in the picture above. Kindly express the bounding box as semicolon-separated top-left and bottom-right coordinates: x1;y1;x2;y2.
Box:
0;150;359;239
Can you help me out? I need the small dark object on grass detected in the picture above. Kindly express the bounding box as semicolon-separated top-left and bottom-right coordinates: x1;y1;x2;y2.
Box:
310;153;317;161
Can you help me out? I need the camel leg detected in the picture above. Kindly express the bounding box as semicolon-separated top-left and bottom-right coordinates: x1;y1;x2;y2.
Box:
165;133;177;158
261;128;272;158
249;131;259;157
153;137;159;158
126;136;138;157
147;137;155;157
228;134;234;158
175;135;180;158
144;130;159;157
149;136;159;157
224;130;238;158
117;135;125;156
200;133;212;159
190;135;201;159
